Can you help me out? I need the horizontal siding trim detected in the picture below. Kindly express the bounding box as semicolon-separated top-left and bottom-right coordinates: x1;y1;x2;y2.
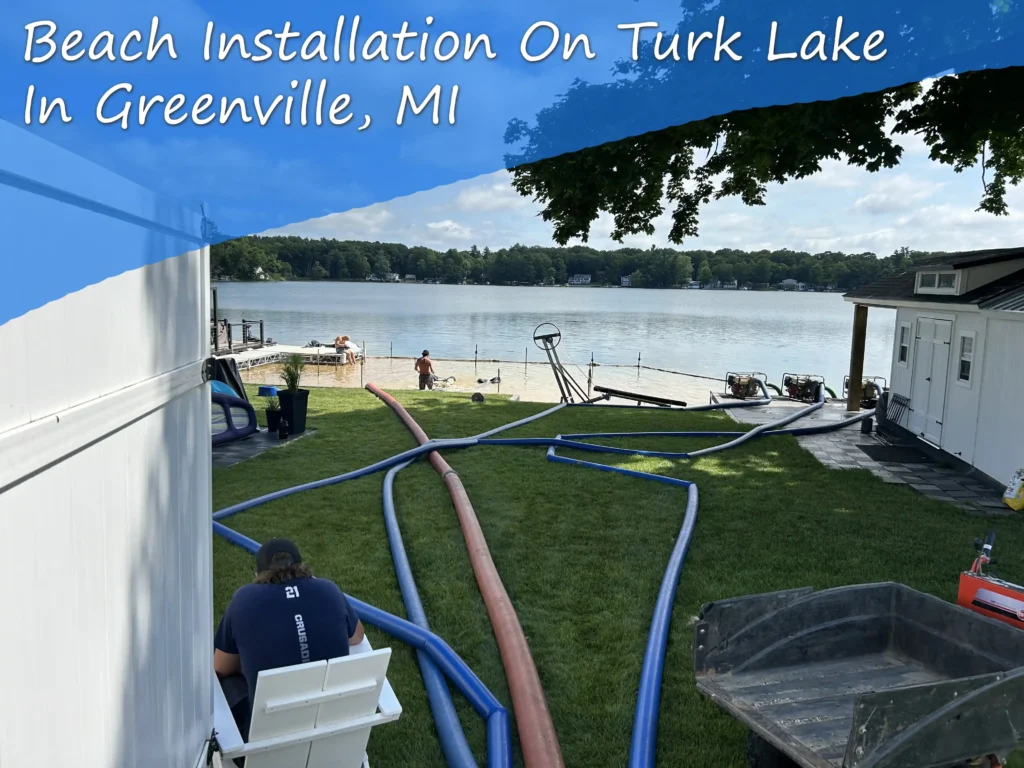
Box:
0;360;206;493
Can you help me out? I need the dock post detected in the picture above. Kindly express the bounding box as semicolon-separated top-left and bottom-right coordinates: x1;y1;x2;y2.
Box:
259;320;264;346
475;345;478;370
390;341;393;359
847;304;869;412
525;347;528;371
588;353;593;398
637;352;641;372
497;368;500;395
212;288;219;353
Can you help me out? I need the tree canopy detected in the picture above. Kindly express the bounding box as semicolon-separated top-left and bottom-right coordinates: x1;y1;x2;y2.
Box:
212;235;947;292
505;0;1024;246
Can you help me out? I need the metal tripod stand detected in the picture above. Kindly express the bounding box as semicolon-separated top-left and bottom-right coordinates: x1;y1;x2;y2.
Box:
533;323;589;404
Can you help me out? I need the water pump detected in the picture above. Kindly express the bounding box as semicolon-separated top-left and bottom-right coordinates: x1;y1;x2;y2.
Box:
781;373;825;403
724;372;767;399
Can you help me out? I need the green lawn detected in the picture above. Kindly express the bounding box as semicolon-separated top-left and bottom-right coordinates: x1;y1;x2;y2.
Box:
213;387;1024;768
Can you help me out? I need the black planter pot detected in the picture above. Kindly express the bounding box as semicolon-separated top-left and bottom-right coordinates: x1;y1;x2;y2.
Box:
265;409;282;432
278;389;310;434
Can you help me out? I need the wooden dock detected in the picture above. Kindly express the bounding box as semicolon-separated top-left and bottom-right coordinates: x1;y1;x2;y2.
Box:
217;344;361;370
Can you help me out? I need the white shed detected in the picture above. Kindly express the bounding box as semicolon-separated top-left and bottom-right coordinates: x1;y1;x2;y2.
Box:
0;124;214;767
843;248;1024;487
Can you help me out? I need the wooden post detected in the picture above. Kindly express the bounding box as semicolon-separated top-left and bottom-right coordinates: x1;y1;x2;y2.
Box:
497;368;500;395
474;345;478;370
212;288;219;352
847;304;869;412
525;347;528;371
390;341;393;359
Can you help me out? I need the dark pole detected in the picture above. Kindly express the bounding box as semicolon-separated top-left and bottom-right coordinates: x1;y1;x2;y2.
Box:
474;345;478;370
212;288;219;353
847;304;869;412
260;320;264;346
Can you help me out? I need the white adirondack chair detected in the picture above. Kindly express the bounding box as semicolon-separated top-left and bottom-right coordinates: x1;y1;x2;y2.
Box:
212;637;401;768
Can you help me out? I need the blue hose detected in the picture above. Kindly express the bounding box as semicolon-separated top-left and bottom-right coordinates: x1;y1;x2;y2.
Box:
213;437;480;521
212;521;513;768
382;461;479;768
629;484;698;768
366;400;569;768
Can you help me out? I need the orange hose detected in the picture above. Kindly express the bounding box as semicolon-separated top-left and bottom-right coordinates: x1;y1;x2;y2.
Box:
366;383;565;768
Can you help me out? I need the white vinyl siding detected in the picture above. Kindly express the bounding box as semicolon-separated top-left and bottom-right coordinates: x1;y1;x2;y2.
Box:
0;124;213;767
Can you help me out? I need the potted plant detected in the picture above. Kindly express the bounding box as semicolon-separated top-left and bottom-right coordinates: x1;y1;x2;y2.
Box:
278;353;309;434
264;396;282;432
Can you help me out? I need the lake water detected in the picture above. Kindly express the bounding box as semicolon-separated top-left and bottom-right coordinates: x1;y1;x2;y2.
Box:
215;281;896;391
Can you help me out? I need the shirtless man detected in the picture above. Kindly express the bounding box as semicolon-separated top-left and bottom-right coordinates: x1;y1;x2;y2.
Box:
415;350;435;390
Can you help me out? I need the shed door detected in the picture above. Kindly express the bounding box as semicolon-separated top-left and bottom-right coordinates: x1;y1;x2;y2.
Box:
910;318;951;446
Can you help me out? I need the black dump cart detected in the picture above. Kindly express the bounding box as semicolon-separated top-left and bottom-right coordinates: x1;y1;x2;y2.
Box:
693;583;1024;768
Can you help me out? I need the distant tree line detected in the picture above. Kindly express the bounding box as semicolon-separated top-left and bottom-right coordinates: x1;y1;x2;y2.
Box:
210;236;945;291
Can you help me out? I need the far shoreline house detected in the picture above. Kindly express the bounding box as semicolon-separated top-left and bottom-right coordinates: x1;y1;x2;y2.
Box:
568;274;592;286
843;247;1024;487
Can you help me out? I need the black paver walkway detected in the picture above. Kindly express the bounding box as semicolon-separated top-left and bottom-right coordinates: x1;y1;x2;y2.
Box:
213;428;315;469
729;401;1010;517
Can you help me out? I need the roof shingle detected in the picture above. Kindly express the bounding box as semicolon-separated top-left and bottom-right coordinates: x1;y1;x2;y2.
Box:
909;246;1024;271
845;265;1024;307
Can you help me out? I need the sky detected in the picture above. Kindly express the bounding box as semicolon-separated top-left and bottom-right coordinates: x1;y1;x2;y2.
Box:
265;114;1024;257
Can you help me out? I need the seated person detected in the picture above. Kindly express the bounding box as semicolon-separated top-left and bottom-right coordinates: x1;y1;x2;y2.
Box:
335;335;359;365
214;538;365;742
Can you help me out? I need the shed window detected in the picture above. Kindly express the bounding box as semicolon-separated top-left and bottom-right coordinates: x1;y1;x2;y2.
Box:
897;323;911;365
919;273;937;288
957;333;975;384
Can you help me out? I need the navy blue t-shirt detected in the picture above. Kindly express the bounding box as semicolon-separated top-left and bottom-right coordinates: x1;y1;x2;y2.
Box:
214;577;360;708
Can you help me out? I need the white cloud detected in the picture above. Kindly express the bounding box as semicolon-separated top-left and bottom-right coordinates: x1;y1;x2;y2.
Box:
852;174;943;215
426;219;473;239
455;173;532;212
807;159;865;189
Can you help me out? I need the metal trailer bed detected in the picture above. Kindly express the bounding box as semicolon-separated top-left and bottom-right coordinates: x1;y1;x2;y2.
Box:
693;582;1024;768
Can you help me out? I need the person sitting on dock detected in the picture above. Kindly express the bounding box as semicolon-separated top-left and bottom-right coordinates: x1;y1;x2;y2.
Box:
415;350;436;390
335;335;359;365
213;538;365;743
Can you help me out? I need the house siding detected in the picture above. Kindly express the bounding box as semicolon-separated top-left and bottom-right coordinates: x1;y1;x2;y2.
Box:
962;260;1024;293
939;313;986;466
973;318;1024;486
0;128;213;767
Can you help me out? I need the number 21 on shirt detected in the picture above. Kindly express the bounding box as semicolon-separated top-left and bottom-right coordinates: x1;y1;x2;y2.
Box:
285;586;300;599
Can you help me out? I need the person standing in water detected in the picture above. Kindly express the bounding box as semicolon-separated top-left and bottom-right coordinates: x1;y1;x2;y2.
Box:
415;350;435;390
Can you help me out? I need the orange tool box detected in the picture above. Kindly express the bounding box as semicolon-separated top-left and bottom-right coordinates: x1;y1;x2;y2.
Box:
958;531;1024;629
